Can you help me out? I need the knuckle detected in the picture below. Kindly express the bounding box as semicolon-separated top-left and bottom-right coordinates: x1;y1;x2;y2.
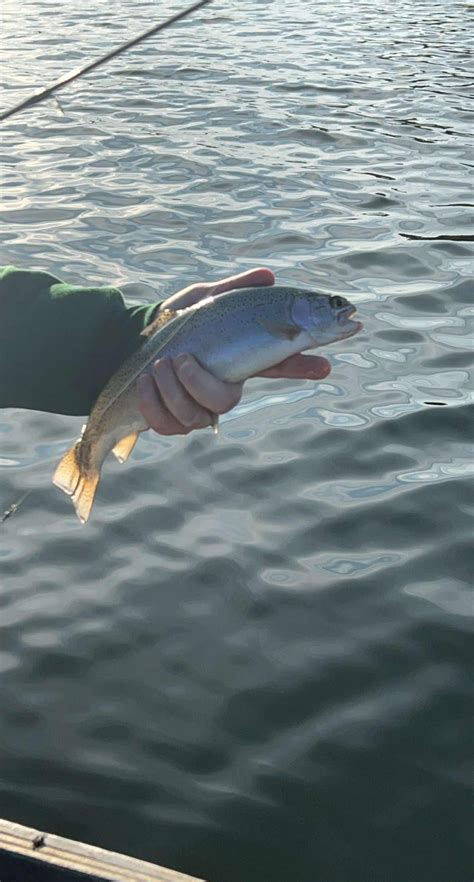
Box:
174;354;195;381
151;413;188;435
172;402;199;427
184;408;211;430
162;425;188;436
147;417;165;433
188;408;211;429
214;402;229;416
216;388;242;414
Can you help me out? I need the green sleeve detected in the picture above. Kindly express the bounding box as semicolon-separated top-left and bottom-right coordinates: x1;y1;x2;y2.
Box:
0;266;160;415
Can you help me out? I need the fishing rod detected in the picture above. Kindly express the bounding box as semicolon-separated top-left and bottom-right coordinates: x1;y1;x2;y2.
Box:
0;0;214;123
0;0;215;523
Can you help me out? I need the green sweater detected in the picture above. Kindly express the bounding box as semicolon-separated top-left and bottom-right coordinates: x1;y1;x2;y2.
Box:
0;266;160;415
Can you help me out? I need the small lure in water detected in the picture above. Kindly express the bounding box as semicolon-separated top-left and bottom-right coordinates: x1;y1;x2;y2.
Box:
1;490;33;524
53;286;362;523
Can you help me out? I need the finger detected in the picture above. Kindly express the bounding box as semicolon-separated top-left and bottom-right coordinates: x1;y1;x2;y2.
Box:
175;354;243;414
137;374;211;436
152;358;213;428
258;355;331;380
136;374;190;435
208;267;275;296
162;267;275;310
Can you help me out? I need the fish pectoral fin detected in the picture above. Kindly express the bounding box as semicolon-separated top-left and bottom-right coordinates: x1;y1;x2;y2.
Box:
53;442;100;524
112;431;139;463
141;308;177;338
258;319;300;341
211;414;219;436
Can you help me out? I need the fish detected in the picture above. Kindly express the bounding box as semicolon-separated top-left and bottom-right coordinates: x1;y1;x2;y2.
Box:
53;285;362;523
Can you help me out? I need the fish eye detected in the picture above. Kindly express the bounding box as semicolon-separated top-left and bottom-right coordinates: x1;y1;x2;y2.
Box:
330;295;348;309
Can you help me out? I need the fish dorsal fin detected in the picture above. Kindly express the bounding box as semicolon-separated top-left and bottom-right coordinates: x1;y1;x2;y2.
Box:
259;319;300;341
141;308;178;338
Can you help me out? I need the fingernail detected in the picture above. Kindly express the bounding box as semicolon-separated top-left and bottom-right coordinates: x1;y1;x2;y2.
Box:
153;357;171;376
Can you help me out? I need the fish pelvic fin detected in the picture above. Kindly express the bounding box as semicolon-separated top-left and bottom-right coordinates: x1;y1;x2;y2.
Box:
112;431;139;463
53;441;100;524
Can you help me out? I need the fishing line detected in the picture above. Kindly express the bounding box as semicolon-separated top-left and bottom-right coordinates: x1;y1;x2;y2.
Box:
0;0;215;123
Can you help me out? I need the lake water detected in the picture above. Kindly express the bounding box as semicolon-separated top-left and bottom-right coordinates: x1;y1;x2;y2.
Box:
0;1;473;880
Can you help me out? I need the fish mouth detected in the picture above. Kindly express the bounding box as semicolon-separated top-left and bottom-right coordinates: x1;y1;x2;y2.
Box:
338;305;363;336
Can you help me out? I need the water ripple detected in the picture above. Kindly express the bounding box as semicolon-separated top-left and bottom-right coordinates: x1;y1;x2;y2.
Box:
0;1;472;880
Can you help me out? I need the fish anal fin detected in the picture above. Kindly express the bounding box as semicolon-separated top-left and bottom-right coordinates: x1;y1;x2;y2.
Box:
112;431;139;463
141;308;177;338
53;442;100;524
259;319;300;341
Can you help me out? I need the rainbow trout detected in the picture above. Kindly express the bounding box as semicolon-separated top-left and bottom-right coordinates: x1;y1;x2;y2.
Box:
53;286;361;522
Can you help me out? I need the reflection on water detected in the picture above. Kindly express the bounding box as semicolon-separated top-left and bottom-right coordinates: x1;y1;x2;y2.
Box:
0;1;473;880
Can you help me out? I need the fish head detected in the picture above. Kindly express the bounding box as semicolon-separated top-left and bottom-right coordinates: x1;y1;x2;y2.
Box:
292;292;362;345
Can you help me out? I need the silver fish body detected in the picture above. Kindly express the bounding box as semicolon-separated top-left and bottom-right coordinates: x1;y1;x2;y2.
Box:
53;286;361;522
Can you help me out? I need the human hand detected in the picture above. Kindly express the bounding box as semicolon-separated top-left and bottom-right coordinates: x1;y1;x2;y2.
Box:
137;267;331;436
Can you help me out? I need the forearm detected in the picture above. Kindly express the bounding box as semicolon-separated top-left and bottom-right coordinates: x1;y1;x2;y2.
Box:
0;266;159;415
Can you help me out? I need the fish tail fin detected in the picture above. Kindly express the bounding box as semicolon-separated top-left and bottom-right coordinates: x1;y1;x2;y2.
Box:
53;442;100;524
